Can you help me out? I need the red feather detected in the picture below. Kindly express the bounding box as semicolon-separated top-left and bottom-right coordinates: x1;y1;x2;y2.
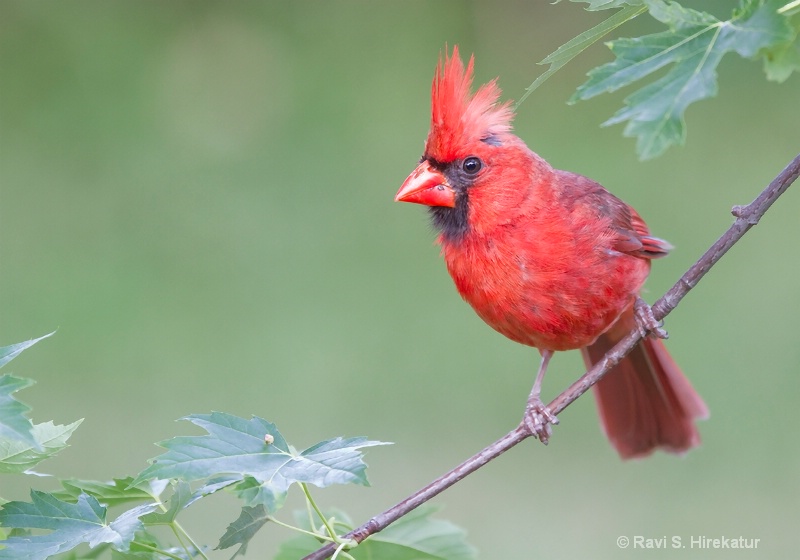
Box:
583;308;709;459
427;46;513;163
397;47;707;459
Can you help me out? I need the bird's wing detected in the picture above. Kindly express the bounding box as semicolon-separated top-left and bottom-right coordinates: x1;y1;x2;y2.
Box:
558;171;670;260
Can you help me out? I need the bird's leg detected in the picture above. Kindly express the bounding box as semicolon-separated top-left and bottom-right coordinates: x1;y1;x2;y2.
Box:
522;350;559;444
633;297;668;339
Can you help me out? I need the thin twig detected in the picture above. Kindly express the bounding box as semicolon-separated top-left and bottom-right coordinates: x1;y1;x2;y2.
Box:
303;152;800;560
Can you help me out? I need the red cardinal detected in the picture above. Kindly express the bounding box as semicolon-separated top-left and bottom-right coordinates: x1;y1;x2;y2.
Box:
395;47;708;459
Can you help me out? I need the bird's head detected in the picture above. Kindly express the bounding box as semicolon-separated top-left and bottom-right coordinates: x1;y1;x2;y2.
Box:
395;46;538;242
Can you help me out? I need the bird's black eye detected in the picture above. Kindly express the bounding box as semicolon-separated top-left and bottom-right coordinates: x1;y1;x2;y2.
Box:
462;156;482;175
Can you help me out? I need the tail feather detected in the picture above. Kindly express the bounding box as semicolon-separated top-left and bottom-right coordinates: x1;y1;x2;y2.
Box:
582;307;708;459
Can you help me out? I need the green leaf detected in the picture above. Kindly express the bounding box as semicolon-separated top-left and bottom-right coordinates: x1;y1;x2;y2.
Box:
53;477;167;508
119;529;164;560
131;413;288;485
0;419;83;474
763;39;800;80
572;0;796;159
190;474;240;504
517;3;647;108
0;491;157;559
0;332;54;370
570;0;644;10
0;333;55;449
131;413;390;514
229;475;287;513
139;481;192;525
215;504;270;557
762;13;800;81
275;505;477;560
0;375;38;450
121;528;205;559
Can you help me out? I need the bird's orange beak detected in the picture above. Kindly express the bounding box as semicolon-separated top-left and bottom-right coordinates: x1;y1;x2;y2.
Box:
395;161;456;208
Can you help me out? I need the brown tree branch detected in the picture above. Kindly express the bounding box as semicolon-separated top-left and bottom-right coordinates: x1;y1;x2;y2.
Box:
303;152;800;560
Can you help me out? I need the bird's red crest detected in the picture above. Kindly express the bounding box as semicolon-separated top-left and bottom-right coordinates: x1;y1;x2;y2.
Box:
426;46;514;163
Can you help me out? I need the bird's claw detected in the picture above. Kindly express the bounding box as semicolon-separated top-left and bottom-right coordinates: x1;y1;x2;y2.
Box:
523;399;559;444
634;298;668;340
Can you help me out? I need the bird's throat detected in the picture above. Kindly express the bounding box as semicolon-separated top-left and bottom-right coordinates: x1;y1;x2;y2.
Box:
429;192;469;243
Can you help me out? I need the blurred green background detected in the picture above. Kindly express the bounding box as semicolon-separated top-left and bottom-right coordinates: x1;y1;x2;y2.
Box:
1;1;798;558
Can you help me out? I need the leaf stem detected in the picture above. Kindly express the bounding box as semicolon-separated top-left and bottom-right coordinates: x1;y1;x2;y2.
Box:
301;482;338;541
305;484;320;533
168;524;196;560
331;540;356;560
151;492;209;560
151;494;195;560
267;515;338;542
174;520;209;560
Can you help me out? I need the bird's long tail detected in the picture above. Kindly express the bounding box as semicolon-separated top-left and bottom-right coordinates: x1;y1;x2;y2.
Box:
581;306;708;459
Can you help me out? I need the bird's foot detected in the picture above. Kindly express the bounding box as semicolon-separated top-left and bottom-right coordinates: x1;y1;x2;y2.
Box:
634;297;668;340
523;398;559;444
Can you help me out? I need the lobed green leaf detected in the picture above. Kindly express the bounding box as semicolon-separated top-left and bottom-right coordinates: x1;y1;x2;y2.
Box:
0;333;57;450
131;412;390;514
571;0;795;159
0;375;38;451
53;477;167;508
215;504;270;557
0;333;54;370
0;491;156;559
0;419;83;474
